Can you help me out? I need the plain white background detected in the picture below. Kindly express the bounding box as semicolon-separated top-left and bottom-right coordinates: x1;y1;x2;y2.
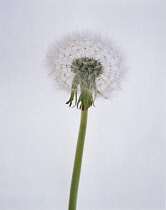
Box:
0;0;165;210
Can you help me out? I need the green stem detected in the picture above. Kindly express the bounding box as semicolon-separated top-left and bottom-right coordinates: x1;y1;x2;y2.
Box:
68;110;88;210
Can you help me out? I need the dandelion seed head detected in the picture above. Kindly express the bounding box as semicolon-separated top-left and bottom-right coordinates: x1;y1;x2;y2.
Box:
46;32;127;109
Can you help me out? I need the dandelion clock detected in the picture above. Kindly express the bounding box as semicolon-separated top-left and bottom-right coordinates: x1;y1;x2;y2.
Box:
46;32;127;210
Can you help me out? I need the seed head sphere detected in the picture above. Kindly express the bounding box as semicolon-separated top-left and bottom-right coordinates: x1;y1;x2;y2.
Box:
46;32;127;110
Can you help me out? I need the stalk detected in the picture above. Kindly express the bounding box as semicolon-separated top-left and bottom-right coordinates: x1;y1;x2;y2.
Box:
68;110;88;210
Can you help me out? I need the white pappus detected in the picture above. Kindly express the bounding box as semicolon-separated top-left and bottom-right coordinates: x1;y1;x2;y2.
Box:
46;32;127;110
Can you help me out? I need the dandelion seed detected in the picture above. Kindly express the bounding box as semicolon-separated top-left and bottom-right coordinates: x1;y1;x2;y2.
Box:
46;32;126;110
